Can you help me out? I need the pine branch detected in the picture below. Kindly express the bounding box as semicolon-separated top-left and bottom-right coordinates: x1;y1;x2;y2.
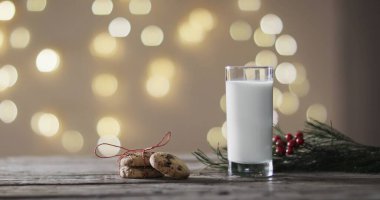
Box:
193;120;380;173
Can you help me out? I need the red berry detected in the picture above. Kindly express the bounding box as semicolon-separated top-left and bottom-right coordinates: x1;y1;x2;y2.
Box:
275;146;285;155
287;139;297;148
275;140;285;147
285;133;293;141
272;135;281;143
295;131;303;139
296;137;304;145
286;147;294;155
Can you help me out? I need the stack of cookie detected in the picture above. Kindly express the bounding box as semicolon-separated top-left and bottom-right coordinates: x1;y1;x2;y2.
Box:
119;152;190;179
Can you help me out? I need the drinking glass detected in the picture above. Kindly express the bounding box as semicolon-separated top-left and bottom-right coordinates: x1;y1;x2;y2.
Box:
225;66;273;177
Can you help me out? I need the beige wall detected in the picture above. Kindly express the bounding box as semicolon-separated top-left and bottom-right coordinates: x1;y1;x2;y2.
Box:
0;0;363;156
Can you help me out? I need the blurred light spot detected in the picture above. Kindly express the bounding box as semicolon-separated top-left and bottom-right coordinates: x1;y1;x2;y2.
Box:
61;130;84;153
220;94;226;113
129;0;151;15
238;0;261;11
207;127;227;149
307;104;327;123
178;22;205;44
278;92;299;115
0;68;10;91
0;65;18;90
244;61;256;66
260;14;283;34
0;30;5;49
92;73;118;97
31;112;60;137
275;34;297;56
293;62;307;84
146;76;170;98
253;28;276;47
148;58;175;79
36;48;60;72
189;8;215;31
141;25;164;46
91;32;118;58
92;0;113;15
229;21;252;41
97;135;121;157
221;121;227;139
255;50;277;67
289;79;310;97
275;62;297;84
273;87;283;109
0;100;17;123
108;17;131;37
10;27;31;49
273;110;279;125
27;0;46;12
0;1;16;21
96;116;121;137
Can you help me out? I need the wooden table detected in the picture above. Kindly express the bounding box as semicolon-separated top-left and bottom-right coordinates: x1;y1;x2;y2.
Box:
1;156;379;199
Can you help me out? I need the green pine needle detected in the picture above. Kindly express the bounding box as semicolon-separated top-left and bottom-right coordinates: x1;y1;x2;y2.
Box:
193;120;380;173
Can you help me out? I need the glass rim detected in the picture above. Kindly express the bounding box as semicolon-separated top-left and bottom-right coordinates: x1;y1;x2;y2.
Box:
225;66;273;70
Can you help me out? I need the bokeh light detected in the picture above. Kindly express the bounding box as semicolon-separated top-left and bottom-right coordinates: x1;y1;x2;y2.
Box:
31;112;60;137
0;65;18;90
108;17;131;38
92;73;118;97
275;62;297;84
220;94;226;113
141;25;164;46
207;127;227;149
92;0;113;15
253;28;276;47
244;61;256;66
289;79;310;97
178;22;205;44
255;50;278;67
260;14;283;34
27;0;47;12
96;116;121;137
148;58;175;79
36;48;60;73
10;27;31;49
238;0;261;11
273;87;283;109
0;1;16;21
97;135;121;157
307;104;327;123
146;76;170;98
0;100;18;123
91;32;118;58
61;130;84;153
189;8;215;31
275;34;297;56
293;62;307;84
0;30;4;50
221;121;227;139
229;20;252;41
278;92;299;115
129;0;151;15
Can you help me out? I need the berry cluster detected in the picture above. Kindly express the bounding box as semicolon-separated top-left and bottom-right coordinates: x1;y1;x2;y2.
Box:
273;131;304;156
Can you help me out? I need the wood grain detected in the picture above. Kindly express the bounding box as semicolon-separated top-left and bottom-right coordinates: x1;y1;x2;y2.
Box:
0;156;379;199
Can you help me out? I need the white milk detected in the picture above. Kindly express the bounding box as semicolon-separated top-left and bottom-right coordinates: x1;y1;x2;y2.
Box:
226;80;273;164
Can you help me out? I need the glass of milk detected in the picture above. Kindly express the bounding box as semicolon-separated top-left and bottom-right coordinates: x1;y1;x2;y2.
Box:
225;66;273;177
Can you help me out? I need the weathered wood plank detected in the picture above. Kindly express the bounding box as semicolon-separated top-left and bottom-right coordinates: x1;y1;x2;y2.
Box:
0;156;379;199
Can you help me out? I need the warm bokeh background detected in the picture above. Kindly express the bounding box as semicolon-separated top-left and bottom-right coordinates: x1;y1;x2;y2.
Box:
0;0;379;156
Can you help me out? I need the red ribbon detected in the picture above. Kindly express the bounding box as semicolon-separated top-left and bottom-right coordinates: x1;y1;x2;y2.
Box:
94;131;172;167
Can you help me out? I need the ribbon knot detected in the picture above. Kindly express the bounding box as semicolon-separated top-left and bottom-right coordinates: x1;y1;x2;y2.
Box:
94;131;172;166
